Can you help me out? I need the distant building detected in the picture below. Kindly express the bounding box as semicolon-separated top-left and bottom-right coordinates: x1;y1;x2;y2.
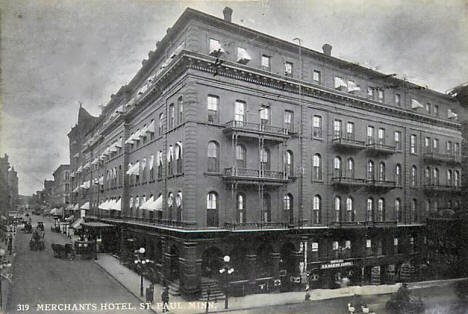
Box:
69;7;464;297
0;154;19;217
43;180;54;206
51;164;70;207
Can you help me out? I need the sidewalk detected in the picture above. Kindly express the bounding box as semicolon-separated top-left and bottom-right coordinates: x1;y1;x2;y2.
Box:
94;253;468;314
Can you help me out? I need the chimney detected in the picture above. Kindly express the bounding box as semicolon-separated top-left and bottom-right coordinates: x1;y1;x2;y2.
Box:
223;7;233;22
322;44;332;56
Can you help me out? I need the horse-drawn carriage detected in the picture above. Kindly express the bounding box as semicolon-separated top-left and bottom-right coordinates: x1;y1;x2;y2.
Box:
29;230;45;251
51;243;75;260
22;222;33;233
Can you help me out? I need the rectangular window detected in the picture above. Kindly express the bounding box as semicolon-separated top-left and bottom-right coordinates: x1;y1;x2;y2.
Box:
378;89;384;103
424;137;431;152
367;87;374;99
311;242;319;252
345;240;351;249
426;103;431;113
207;95;219;123
447;141;453;154
334;120;342;138
346;122;354;139
394;131;402;150
455;142;460;155
434;105;439;116
433;138;439;152
259;106;270;127
234;101;246;123
312;115;322;138
395;94;401;106
209;38;221;54
284;110;294;133
261;55;271;70
332;241;339;250
367;126;375;144
378;128;385;145
284;62;293;76
313;70;321;83
366;239;372;248
410;135;417;154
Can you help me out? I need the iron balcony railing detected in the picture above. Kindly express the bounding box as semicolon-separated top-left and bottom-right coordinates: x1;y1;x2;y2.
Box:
224;167;288;180
423;152;462;164
224;222;288;230
423;184;461;192
366;142;397;153
332;135;366;149
330;220;398;228
366;179;397;188
331;176;367;186
224;120;290;136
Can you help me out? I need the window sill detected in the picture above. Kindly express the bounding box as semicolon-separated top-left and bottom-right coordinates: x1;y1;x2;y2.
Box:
311;180;324;183
312;137;324;141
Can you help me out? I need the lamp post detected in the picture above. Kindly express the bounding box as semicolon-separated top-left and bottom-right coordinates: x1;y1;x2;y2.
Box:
219;255;234;309
134;247;152;297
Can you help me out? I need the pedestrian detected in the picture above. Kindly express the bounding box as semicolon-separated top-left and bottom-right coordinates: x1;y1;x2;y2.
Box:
161;286;169;313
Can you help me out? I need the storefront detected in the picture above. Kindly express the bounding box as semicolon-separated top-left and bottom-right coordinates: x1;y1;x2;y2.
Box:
81;222;118;254
308;259;360;289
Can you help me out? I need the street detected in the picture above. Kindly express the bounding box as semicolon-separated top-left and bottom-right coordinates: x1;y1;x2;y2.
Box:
233;286;464;314
6;215;153;314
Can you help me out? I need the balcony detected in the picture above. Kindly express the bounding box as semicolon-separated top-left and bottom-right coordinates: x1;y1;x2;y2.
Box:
423;152;462;164
423;184;461;194
332;135;366;150
331;176;367;187
366;179;397;190
223;120;290;141
223;167;289;185
366;142;397;154
330;220;397;229
224;222;288;230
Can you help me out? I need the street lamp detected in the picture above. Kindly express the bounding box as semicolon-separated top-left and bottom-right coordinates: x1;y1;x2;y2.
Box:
0;249;12;310
219;255;234;309
134;247;152;297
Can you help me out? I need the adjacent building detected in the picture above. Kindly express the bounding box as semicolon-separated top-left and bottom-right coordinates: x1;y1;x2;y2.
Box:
69;8;464;297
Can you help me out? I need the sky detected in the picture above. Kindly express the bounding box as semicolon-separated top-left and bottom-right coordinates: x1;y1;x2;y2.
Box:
1;0;467;195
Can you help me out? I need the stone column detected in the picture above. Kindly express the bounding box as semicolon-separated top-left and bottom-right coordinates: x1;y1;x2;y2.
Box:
179;241;201;297
246;254;257;293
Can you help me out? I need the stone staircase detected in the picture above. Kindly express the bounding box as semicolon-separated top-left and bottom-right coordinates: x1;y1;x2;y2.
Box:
198;277;225;302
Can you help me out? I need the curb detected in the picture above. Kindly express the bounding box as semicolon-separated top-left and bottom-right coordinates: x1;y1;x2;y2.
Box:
94;260;158;314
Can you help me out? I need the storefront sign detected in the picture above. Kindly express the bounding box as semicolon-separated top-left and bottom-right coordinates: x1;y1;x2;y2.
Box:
320;260;353;269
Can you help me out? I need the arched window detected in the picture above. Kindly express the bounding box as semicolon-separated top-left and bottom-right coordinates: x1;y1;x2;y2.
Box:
283;193;294;224
159;113;164;135
207;141;219;172
411;166;417;187
167;192;174;220
411;199;418;223
260;148;270;171
425;200;431;215
236;144;246;169
167;146;174;176
177;96;183;124
455;170;460;187
378;162;385;181
285;150;294;177
367;198;374;222
433;168;439;185
237;193;246;223
447;169;453;186
425;167;431;185
395;198;402;223
263;193;271;223
334;157;342;177
312;195;321;224
334;196;341;223
175;142;183;174
346;197;354;222
395;164;402;185
207;192;218;227
168;104;175;129
176;191;183;222
367;160;375;180
377;198;385;222
347;158;354;178
312;154;322;180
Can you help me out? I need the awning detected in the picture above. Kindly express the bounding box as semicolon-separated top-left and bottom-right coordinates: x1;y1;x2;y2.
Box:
81;222;116;228
65;215;75;222
237;47;251;64
50;208;57;215
99;200;110;210
411;99;423;109
140;196;154;210
71;218;84;229
126;162;140;176
347;81;361;92
113;199;122;211
76;166;83;173
334;77;347;90
66;204;74;210
145;120;155;134
448;109;458;119
149;155;155;170
80;202;90;210
73;204;80;210
154;195;163;211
